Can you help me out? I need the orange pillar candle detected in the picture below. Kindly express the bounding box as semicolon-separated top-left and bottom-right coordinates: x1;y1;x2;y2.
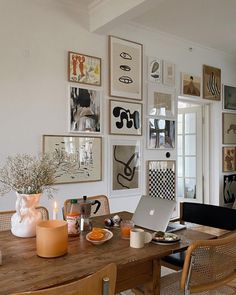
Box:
36;220;68;258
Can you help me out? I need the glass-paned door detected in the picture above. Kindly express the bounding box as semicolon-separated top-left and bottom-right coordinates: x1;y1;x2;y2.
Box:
177;103;203;203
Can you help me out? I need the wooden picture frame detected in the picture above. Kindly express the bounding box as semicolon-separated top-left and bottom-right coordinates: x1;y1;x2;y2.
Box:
222;147;236;172
181;73;201;97
148;160;176;200
223;174;236;204
203;64;221;100
42;135;102;184
147;84;175;117
163;61;175;86
69;86;101;133
110;139;141;196
147;118;175;149
148;57;162;83
223;85;236;110
109;99;142;135
222;113;236;144
68;51;101;86
109;35;143;100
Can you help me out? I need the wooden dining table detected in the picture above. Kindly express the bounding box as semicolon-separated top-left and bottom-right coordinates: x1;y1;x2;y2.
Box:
0;211;216;295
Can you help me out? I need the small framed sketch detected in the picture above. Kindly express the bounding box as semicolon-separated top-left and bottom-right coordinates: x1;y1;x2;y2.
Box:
222;113;236;144
69;86;101;133
181;73;201;97
148;57;162;83
148;160;176;200
109;35;143;100
109;99;142;135
203;64;221;100
148;118;175;149
222;147;236;172
163;61;175;86
68;51;101;86
110;139;141;195
43;135;102;184
148;84;175;117
223;85;236;110
223;174;236;204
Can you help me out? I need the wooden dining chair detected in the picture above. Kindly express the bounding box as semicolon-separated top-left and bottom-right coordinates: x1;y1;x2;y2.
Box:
63;195;110;219
11;263;117;295
0;207;49;231
161;202;236;270
134;233;236;295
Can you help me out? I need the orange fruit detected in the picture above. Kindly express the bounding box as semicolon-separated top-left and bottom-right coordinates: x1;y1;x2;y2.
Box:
88;228;105;241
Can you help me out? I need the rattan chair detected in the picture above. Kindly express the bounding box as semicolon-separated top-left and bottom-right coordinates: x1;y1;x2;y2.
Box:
63;195;110;219
162;202;236;270
0;207;49;231
11;263;117;295
134;233;236;295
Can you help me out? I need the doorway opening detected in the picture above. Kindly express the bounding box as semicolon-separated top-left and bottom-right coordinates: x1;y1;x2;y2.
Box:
177;100;210;204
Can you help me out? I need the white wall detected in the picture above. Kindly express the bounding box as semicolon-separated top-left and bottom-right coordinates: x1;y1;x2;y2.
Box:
0;0;235;218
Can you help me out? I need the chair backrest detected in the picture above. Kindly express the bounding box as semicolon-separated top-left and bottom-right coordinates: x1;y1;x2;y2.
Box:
63;195;110;218
11;263;117;295
181;233;236;294
0;207;49;232
180;202;236;230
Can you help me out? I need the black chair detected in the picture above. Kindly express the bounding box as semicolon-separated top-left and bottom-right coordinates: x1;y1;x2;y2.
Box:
161;202;236;270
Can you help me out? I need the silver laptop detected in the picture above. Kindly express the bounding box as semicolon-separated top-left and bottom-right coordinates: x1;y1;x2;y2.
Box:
132;196;183;232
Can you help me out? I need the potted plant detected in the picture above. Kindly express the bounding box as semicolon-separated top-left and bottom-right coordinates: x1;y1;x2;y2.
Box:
0;153;61;237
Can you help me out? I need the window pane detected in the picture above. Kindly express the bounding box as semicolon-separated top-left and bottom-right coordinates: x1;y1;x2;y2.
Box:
178;156;183;177
185;113;196;134
178;135;183;155
185;157;196;177
177;178;184;198
185;135;196;156
185;178;196;199
178;114;183;135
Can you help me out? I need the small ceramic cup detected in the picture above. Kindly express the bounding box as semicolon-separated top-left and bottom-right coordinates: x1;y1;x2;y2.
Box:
130;228;152;248
120;220;134;239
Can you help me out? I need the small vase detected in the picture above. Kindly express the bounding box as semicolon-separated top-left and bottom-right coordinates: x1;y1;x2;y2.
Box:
11;192;42;238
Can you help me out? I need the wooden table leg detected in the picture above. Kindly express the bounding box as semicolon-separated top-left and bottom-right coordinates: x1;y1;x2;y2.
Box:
143;259;161;295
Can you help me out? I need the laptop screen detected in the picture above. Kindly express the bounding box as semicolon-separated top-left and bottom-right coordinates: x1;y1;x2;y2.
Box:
132;196;176;232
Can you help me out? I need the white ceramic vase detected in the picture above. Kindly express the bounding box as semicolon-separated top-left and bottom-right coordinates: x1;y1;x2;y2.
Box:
11;192;42;238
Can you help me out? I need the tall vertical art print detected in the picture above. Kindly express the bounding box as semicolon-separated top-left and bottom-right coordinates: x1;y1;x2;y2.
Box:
109;36;143;100
203;65;221;100
111;140;141;194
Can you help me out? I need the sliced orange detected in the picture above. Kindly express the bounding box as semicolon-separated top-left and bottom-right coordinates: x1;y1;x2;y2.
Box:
88;228;105;241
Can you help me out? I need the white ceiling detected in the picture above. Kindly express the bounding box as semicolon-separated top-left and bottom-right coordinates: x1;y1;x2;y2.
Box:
74;0;236;56
132;0;236;56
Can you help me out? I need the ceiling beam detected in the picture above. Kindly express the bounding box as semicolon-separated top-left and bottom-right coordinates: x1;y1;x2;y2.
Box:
89;0;161;34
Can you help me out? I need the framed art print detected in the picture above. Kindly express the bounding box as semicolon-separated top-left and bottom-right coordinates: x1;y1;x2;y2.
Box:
68;51;101;86
222;113;236;144
109;99;142;135
148;84;175;117
110;140;141;195
148;57;162;83
223;147;236;172
163;61;175;86
148;118;175;149
223;174;236;204
203;64;221;100
43;135;102;184
148;160;176;200
223;85;236;110
109;35;143;100
69;86;101;133
181;73;201;97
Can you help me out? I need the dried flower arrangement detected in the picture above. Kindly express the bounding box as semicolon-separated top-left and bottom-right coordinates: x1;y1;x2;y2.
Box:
0;154;61;198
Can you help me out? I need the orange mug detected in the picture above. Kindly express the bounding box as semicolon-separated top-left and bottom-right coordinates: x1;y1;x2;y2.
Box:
120;220;134;239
